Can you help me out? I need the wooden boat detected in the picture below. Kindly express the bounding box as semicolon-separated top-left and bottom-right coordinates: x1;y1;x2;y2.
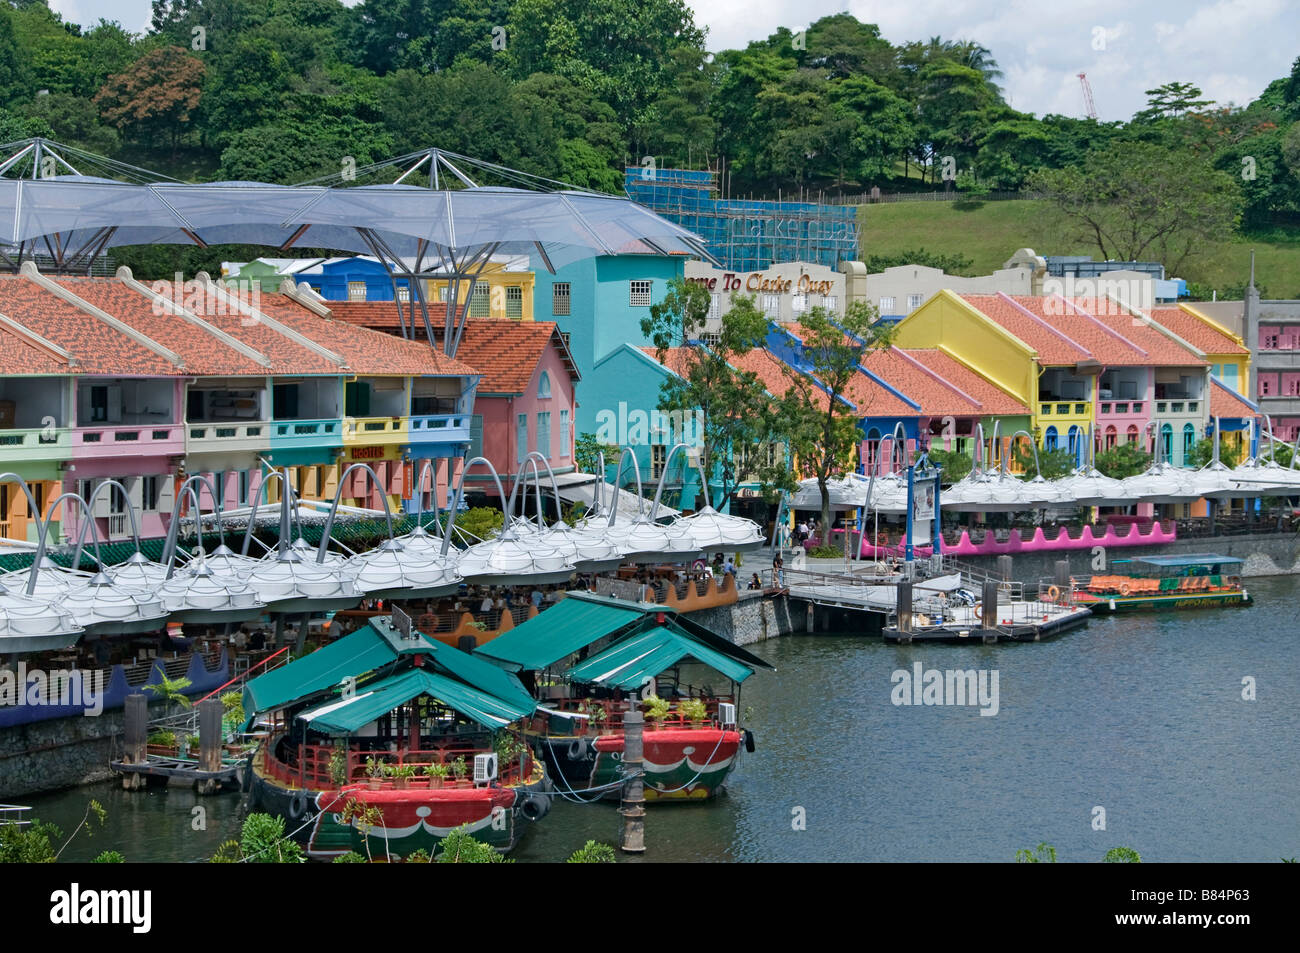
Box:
475;592;773;802
242;612;550;860
1072;554;1249;613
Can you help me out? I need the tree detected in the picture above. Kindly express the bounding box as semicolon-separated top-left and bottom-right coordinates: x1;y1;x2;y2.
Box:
1094;442;1152;479
566;840;616;862
1186;437;1240;470
0;6;33;103
641;278;775;507
925;448;972;484
863;248;974;275
1029;141;1244;275
435;825;508;862
1013;444;1075;480
94;46;205;155
1134;82;1214;123
771;302;891;535
574;433;620;475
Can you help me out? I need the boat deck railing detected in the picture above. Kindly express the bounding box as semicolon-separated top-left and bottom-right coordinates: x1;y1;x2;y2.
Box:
0;804;32;827
265;738;534;790
537;695;738;735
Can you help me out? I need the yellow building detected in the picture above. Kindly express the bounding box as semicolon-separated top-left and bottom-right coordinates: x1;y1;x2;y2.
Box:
425;259;535;322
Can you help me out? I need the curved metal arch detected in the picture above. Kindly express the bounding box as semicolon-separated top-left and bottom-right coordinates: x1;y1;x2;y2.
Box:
410;458;443;536
160;473;224;579
70;478;142;571
606;448;645;527
440;456;511;557
239;468;303;557
28;491;103;596
316;463;397;564
649;441;709;521
519;451;566;527
1009;429;1043;478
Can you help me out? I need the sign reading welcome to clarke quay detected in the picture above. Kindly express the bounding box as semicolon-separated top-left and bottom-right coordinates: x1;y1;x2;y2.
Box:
686;271;836;297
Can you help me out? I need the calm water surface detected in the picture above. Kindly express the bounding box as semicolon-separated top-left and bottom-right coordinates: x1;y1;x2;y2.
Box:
30;576;1300;862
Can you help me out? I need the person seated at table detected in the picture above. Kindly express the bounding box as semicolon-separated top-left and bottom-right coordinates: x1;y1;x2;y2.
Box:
748;572;762;590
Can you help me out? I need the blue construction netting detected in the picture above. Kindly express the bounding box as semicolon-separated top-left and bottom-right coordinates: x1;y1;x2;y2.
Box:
624;168;858;272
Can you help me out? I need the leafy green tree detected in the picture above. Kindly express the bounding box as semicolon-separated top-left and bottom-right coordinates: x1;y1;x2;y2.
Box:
144;672;194;708
1013;445;1075;480
1095;442;1153;479
771;302;891;534
1103;847;1142;863
94;46;205;156
0;6;33;103
862;248;974;275
1030;141;1244;275
451;506;504;542
925;448;972;484
574;433;620;476
828;75;915;182
0;820;59;863
92;850;126;863
1186;437;1240;470
1015;842;1057;863
23;93;119;154
1134;82;1214;123
566;840;616;862
237;812;306;863
435;825;508;862
641;278;775;507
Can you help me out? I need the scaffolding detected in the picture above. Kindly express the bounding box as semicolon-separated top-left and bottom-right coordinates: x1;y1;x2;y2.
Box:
624;167;858;271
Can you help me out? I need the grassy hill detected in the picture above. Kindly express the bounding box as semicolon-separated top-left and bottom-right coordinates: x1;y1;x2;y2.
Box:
858;199;1300;299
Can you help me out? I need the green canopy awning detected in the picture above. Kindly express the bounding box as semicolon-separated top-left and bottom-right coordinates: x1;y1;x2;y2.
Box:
474;593;650;672
243;626;397;716
298;668;534;734
565;626;756;691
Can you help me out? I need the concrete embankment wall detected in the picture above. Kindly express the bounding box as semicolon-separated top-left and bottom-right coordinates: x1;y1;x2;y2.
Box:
689;594;807;646
0;709;126;800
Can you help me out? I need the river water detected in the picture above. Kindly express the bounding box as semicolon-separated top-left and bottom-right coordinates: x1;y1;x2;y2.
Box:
27;576;1300;862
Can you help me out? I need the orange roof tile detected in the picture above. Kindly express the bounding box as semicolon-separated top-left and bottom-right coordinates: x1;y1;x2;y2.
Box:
1210;379;1256;419
1056;297;1206;367
1147;306;1248;356
881;348;1029;416
645;345;833;410
959;294;1091;365
452;321;574;393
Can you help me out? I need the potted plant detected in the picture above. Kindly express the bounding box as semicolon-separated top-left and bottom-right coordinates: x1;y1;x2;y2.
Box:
590;703;609;735
423;762;449;789
329;746;349;788
365;756;384;790
449;755;468;785
388;763;417;790
679;698;708;727
644;694;671;728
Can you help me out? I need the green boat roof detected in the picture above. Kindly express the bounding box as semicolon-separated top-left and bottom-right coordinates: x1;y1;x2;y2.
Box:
474;592;652;672
298;668;534;734
565;625;757;690
243;616;535;717
243;625;397;716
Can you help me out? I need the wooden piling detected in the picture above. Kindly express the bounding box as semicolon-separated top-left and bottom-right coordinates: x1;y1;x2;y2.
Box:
619;710;646;854
122;693;147;791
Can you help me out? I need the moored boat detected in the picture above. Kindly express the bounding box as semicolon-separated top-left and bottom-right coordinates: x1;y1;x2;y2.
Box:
1072;554;1249;613
242;611;550;859
475;592;772;802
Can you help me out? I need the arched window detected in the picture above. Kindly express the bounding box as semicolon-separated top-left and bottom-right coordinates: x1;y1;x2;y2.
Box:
1182;423;1196;466
1160;423;1173;464
1105;425;1117;450
1126;424;1139;445
1067;425;1082;465
1043;426;1058;451
537;371;551;399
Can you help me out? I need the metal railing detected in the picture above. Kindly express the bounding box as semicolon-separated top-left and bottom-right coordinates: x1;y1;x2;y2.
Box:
0;804;32;827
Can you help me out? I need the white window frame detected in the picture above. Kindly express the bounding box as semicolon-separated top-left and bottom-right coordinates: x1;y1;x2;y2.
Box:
907;293;924;311
879;296;896;313
347;281;366;302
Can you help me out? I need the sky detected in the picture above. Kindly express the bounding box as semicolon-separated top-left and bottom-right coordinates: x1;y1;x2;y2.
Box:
47;0;1300;122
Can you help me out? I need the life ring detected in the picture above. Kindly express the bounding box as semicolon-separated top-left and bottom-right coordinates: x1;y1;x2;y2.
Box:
1046;585;1060;602
1119;582;1131;596
287;791;310;820
692;559;706;572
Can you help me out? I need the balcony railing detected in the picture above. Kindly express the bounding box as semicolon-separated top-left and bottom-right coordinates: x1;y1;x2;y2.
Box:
1154;400;1199;415
0;427;71;460
408;414;472;443
186;421;269;453
1038;401;1091;417
73;424;182;456
1097;401;1144;415
343;416;408;443
269;418;343;447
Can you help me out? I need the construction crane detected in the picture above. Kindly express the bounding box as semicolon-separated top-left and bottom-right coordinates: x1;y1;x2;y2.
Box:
1077;72;1098;120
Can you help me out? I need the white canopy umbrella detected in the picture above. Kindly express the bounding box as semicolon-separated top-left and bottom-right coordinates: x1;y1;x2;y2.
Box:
345;539;463;598
0;588;85;653
156;559;267;625
241;551;363;614
55;572;170;637
1117;463;1201;504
